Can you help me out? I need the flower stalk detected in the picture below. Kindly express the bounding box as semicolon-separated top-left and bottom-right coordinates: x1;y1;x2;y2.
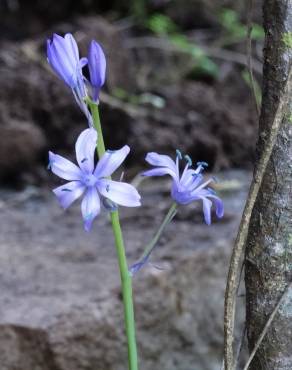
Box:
88;100;138;370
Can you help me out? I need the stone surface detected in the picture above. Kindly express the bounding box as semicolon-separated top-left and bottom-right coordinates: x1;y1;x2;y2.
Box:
0;171;249;370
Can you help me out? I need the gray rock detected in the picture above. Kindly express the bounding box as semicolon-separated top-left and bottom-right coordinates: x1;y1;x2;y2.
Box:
0;171;249;369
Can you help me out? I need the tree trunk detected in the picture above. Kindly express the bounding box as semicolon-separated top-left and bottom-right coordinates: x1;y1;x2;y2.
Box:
245;1;292;369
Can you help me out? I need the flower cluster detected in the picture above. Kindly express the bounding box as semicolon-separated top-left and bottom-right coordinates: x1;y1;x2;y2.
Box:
143;150;224;224
49;128;141;231
47;33;224;232
47;33;106;125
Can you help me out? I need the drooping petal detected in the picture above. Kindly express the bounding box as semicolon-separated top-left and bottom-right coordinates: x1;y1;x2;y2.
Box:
88;40;106;101
81;187;101;231
75;128;98;173
94;146;130;178
49;151;83;181
97;179;141;207
201;197;212;225
145;152;177;173
53;181;85;209
142;167;178;178
208;195;224;218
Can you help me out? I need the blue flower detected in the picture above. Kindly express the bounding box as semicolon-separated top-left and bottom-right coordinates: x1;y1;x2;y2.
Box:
142;151;224;225
49;128;141;231
87;40;106;101
47;33;107;124
47;33;86;92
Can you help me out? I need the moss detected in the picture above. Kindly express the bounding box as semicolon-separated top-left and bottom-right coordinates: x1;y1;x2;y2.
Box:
282;32;292;48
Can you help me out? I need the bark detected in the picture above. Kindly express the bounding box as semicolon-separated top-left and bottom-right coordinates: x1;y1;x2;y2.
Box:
245;1;292;369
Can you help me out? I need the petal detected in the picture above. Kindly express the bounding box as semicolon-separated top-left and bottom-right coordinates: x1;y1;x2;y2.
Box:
64;33;79;64
201;197;212;225
208;195;224;218
97;179;141;207
47;39;72;87
145;152;177;171
94;145;130;178
49;34;77;87
53;181;85;209
75;128;98;173
49;151;82;181
80;57;88;68
88;40;106;88
142;168;177;178
53;34;76;71
81;187;101;231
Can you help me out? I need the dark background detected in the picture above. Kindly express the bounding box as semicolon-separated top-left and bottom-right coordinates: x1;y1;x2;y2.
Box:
0;0;262;187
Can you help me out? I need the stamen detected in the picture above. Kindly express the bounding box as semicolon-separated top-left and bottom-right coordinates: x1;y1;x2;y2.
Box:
81;158;88;163
207;187;217;195
119;171;125;182
176;149;182;160
197;161;208;168
61;188;72;192
184;155;192;166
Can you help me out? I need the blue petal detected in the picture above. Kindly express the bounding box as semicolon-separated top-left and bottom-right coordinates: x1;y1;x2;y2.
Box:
142;168;178;178
49;151;82;181
94;145;130;178
129;255;150;276
145;152;178;176
201;197;212;225
97;179;141;207
47;34;78;88
81;187;101;231
208;195;224;218
53;181;85;209
75;128;98;174
88;40;106;99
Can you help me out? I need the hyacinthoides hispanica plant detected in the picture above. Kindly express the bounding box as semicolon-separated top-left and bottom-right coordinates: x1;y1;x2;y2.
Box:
47;33;224;370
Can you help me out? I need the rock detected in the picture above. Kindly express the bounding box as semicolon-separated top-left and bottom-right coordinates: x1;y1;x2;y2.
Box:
0;170;249;370
0;121;45;183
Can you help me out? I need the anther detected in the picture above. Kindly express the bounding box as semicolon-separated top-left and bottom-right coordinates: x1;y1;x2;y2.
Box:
184;155;192;166
176;149;182;160
106;185;110;192
197;161;208;168
81;158;88;163
61;188;72;192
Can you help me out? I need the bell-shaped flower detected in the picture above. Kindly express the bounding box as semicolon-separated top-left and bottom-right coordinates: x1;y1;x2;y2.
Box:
87;40;106;101
47;33;93;124
142;151;224;225
49;128;141;231
47;33;85;92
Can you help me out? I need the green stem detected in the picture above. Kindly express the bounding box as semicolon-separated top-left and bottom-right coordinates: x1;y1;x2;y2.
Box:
136;203;177;264
89;101;138;370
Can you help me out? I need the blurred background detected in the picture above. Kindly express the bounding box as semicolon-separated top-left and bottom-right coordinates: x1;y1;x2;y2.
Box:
0;1;262;369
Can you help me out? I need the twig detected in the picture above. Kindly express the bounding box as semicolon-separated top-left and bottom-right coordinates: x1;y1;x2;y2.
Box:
234;325;246;369
223;68;292;370
242;283;292;370
124;37;263;75
246;0;261;116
